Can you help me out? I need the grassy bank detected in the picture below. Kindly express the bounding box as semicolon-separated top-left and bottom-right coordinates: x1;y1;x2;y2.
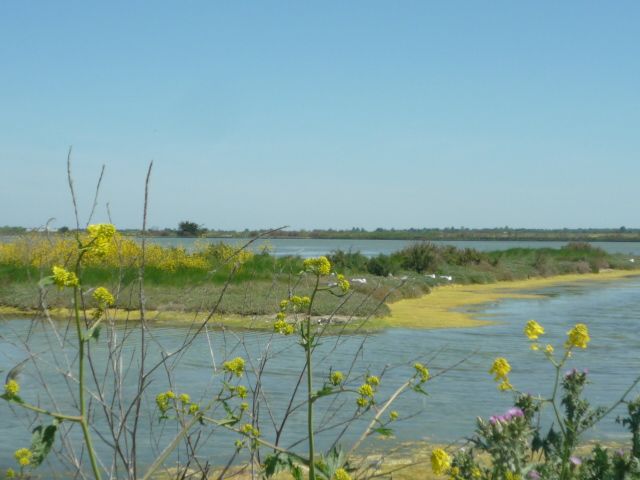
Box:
1;235;639;328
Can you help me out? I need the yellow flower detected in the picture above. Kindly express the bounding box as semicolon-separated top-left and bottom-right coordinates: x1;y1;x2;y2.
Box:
545;344;554;354
471;467;482;477
356;397;369;408
303;256;331;276
223;357;245;377
366;375;380;386
290;295;311;309
166;390;175;399
330;371;344;386
179;393;190;404
240;423;259;437
333;468;352;480
430;448;451;475
524;320;545;340
52;265;79;288
565;323;590;349
92;287;114;307
240;402;249;411
188;403;200;414
274;319;294;335
87;224;116;257
14;448;32;467
279;299;289;310
489;357;511;382
389;410;399;421
358;383;374;397
235;385;248;399
414;362;430;383
530;343;539;351
6;468;15;478
156;392;170;413
337;274;350;293
498;379;514;391
4;379;19;398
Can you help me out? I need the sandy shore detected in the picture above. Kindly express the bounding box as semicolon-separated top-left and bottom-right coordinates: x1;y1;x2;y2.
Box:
387;269;640;329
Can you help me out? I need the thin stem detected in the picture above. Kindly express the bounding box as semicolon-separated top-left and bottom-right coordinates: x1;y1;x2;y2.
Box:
306;274;320;480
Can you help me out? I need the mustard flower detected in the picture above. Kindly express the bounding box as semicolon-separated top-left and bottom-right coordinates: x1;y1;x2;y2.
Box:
545;344;554;354
166;390;175;399
235;385;248;399
498;379;514;391
93;287;115;307
223;357;245;377
87;223;116;257
530;343;540;351
279;299;289;310
52;265;79;288
430;448;451;475
274;319;294;335
303;256;331;276
290;295;311;309
156;392;170;413
240;402;249;412
6;468;15;478
366;375;380;386
337;274;350;293
565;323;590;349
356;397;369;408
524;320;545;340
4;379;19;398
14;448;32;467
179;393;190;404
188;403;200;414
240;423;260;437
330;371;344;386
389;410;399;421
414;362;430;383
358;383;374;398
489;357;511;382
333;468;352;480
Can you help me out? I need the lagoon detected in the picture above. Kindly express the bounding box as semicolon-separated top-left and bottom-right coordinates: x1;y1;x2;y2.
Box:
1;275;639;470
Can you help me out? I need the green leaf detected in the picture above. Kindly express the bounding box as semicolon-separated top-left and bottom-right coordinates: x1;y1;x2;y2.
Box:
38;276;55;287
314;385;334;399
411;383;429;396
374;427;394;437
30;421;58;467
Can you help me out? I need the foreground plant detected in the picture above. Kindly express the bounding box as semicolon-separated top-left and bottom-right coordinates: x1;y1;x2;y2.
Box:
431;321;640;480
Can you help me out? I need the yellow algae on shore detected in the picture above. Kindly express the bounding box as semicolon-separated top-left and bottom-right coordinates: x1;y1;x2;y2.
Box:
387;269;640;329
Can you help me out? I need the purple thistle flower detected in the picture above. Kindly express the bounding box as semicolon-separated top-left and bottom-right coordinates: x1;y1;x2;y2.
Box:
527;471;541;480
570;456;582;466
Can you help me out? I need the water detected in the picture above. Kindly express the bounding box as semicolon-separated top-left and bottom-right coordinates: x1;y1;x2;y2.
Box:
137;237;640;257
1;276;639;472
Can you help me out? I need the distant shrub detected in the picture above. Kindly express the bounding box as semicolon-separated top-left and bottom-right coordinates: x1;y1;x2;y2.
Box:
367;254;400;277
398;242;440;273
328;249;369;272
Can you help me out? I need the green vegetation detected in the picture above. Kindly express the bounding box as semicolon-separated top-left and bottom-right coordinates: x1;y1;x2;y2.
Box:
0;237;637;321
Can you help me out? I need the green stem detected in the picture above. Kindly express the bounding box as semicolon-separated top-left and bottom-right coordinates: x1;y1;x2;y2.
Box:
73;265;102;480
306;275;320;480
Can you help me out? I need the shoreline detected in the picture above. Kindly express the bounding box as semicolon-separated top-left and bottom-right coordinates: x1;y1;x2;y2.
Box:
2;269;639;331
387;269;640;329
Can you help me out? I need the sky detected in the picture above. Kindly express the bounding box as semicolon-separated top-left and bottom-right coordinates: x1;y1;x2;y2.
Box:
1;1;639;230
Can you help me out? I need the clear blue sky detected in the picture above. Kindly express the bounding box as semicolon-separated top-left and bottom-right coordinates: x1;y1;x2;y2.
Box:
1;1;639;230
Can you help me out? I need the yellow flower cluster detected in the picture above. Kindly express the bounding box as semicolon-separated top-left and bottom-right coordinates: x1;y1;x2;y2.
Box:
240;423;260;437
389;410;399;421
356;377;378;407
93;287;115;307
430;448;451;475
414;362;430;383
333;468;352;480
5;468;15;478
156;390;176;414
0;234;249;273
14;448;32;467
489;357;513;391
92;287;115;319
336;273;350;293
290;295;311;310
565;323;590;349
330;371;344;386
366;375;380;386
303;256;331;276
4;379;19;398
86;224;116;257
524;320;544;340
274;319;295;335
52;265;79;288
223;357;245;377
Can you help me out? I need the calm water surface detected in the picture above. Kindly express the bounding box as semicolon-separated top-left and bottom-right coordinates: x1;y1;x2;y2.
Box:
1;276;639;470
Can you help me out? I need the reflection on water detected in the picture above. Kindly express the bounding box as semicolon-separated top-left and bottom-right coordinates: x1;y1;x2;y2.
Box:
1;277;639;470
